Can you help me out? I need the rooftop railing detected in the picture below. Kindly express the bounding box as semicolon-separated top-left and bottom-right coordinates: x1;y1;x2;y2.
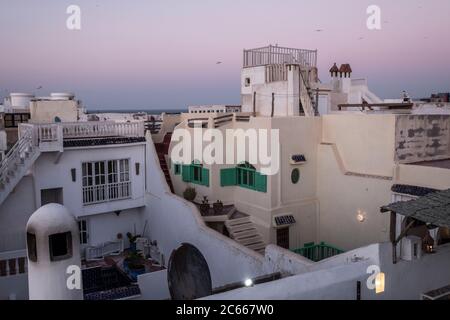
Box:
243;45;317;68
62;121;145;139
292;242;344;262
19;121;145;142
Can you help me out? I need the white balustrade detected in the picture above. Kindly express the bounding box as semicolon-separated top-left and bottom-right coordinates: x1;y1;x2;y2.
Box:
85;240;124;261
0;249;27;277
62;121;145;139
82;181;131;205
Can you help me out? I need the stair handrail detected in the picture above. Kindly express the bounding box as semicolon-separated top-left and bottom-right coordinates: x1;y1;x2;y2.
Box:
299;70;315;117
0;128;36;184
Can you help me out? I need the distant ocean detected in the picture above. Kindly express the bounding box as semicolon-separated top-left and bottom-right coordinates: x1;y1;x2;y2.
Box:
86;108;187;115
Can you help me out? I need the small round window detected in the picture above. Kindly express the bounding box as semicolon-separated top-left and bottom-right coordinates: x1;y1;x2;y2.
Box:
291;168;300;184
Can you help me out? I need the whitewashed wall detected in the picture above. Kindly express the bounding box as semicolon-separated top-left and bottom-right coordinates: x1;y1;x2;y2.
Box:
143;132;266;288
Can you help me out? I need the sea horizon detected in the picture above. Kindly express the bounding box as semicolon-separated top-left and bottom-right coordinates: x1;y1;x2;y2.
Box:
85;108;188;115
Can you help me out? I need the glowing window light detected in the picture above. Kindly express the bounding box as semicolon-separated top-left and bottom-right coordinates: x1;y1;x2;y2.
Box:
375;272;385;294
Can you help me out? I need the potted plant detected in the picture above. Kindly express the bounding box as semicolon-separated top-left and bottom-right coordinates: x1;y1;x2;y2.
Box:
199;196;210;216
123;250;146;281
213;200;224;215
126;232;140;252
183;187;197;202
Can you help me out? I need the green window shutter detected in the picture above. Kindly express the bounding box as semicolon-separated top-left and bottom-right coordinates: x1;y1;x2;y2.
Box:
201;168;210;187
182;165;191;182
220;168;237;186
255;172;267;192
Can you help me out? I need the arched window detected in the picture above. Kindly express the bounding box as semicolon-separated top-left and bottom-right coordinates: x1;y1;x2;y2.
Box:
54;116;61;123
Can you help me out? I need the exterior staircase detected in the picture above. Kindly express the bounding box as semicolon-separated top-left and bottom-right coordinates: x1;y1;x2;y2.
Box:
225;216;266;255
299;68;316;117
0;128;40;205
154;132;174;193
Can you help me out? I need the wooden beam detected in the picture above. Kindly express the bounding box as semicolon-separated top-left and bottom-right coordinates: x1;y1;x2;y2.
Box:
389;212;396;242
390;212;397;264
394;220;416;245
253;91;256;117
271;92;274;117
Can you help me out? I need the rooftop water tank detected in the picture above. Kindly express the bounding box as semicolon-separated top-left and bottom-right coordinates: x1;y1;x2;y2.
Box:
50;92;75;100
10;93;34;108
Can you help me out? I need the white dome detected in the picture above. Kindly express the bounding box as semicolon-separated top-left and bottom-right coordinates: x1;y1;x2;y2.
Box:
26;204;83;300
26;203;78;237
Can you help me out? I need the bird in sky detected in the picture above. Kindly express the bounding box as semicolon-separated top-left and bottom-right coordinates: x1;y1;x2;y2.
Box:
36;86;42;90
315;29;323;32
216;61;222;65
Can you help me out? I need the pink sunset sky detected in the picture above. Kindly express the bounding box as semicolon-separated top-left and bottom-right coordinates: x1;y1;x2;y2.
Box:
0;0;449;109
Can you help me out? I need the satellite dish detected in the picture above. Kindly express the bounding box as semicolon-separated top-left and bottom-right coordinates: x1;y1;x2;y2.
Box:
167;243;212;300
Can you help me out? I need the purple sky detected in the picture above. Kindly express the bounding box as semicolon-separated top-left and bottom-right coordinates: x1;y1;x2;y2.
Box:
0;0;449;109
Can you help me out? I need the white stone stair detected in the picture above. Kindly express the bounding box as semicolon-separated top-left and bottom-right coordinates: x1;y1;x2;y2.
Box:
0;129;40;206
225;216;266;255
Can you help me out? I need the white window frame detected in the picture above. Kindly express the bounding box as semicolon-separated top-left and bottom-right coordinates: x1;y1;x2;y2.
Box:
82;158;131;205
78;219;89;245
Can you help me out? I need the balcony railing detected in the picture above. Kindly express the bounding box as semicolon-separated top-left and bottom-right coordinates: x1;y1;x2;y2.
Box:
292;242;344;262
63;121;145;139
85;240;124;261
19;121;145;142
0;249;27;277
83;181;131;205
243;45;317;68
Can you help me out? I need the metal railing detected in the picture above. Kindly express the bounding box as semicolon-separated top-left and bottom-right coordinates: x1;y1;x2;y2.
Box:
292;242;344;262
85;240;124;261
243;45;317;68
82;181;131;205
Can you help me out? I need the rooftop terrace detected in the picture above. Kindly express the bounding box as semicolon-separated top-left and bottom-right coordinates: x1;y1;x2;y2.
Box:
243;45;317;68
18;121;145;150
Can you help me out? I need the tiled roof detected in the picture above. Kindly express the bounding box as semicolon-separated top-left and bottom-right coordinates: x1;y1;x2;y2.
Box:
329;63;339;73
339;64;352;73
64;136;146;148
381;188;450;228
391;184;439;197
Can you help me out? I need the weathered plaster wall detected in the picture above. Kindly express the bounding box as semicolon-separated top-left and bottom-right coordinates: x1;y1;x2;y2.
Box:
395;115;450;163
29;100;79;123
